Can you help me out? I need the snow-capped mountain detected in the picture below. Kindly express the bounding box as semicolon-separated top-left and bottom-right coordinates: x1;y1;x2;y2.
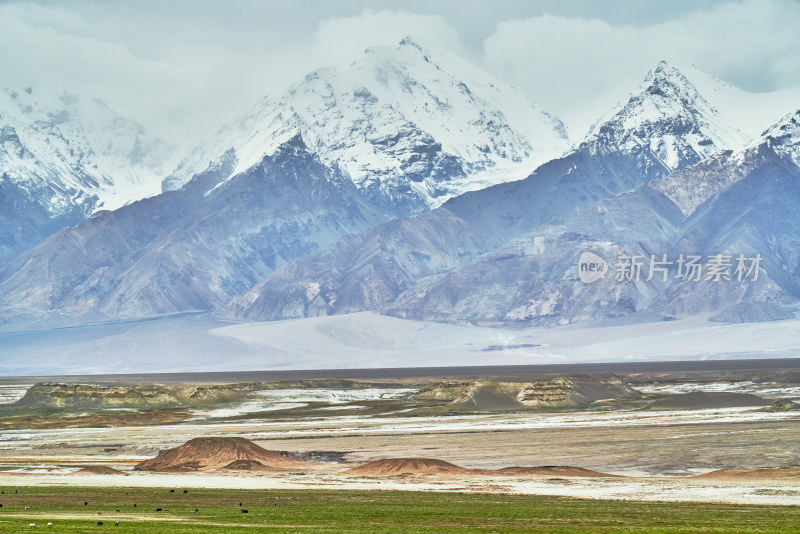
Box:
224;61;761;323
0;88;174;255
572;60;800;152
677;64;800;143
386;110;800;325
1;59;797;331
582;61;750;174
162;37;569;217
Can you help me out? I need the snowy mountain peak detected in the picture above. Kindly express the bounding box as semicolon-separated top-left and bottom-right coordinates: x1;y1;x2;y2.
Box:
162;38;569;216
762;110;800;165
398;35;424;49
644;60;713;109
583;61;751;172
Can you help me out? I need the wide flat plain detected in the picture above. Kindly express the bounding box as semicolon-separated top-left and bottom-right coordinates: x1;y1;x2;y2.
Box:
2;486;800;533
3;360;800;530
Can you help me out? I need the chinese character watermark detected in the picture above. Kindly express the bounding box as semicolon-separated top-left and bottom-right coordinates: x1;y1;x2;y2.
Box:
579;252;763;284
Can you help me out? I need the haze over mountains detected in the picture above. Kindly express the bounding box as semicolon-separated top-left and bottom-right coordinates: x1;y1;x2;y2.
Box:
0;88;175;257
0;39;798;341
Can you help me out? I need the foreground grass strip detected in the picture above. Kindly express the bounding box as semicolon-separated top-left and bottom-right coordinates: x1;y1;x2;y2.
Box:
0;486;799;532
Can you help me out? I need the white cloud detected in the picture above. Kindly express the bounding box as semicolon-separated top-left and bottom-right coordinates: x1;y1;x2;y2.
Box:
483;0;800;138
0;3;467;151
0;1;797;155
313;10;467;66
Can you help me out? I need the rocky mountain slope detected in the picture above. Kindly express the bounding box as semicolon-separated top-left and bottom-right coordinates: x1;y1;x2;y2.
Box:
647;111;800;320
225;61;783;324
0;136;386;328
1;59;797;331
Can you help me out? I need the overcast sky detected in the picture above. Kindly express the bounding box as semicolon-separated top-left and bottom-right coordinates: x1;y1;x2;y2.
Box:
2;0;798;149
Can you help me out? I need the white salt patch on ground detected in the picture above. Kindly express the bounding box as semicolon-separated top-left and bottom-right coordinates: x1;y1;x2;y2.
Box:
0;385;29;404
188;388;419;420
3;471;799;505
637;381;800;398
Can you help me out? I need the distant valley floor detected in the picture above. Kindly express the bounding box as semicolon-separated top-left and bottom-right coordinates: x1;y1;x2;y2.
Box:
0;311;799;375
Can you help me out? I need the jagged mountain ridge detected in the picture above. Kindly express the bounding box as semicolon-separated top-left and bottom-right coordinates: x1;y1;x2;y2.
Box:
162;37;569;217
224;61;762;323
0;136;386;328
393;111;800;325
0;60;798;330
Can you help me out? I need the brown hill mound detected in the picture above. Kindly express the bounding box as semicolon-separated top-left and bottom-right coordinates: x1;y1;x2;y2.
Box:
72;465;126;475
343;458;471;476
694;466;800;480
135;437;317;472
493;466;620;477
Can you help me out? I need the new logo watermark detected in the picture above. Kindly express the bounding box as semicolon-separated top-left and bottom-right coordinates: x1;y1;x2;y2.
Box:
577;251;609;283
578;252;764;283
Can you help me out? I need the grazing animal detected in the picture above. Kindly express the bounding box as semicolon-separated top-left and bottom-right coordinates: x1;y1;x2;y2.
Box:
115;521;120;526
97;522;103;526
194;509;198;514
0;503;3;507
84;502;88;506
241;509;248;514
183;490;188;494
46;523;53;527
133;504;137;507
28;524;35;528
169;489;174;493
156;508;162;512
25;506;30;511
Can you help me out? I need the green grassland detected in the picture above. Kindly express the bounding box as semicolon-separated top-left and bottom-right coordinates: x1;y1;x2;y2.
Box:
1;486;799;533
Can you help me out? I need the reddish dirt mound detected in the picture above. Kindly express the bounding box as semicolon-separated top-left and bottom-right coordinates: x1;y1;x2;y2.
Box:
694;466;800;480
135;437;317;472
343;458;472;476
493;466;620;478
72;465;126;475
